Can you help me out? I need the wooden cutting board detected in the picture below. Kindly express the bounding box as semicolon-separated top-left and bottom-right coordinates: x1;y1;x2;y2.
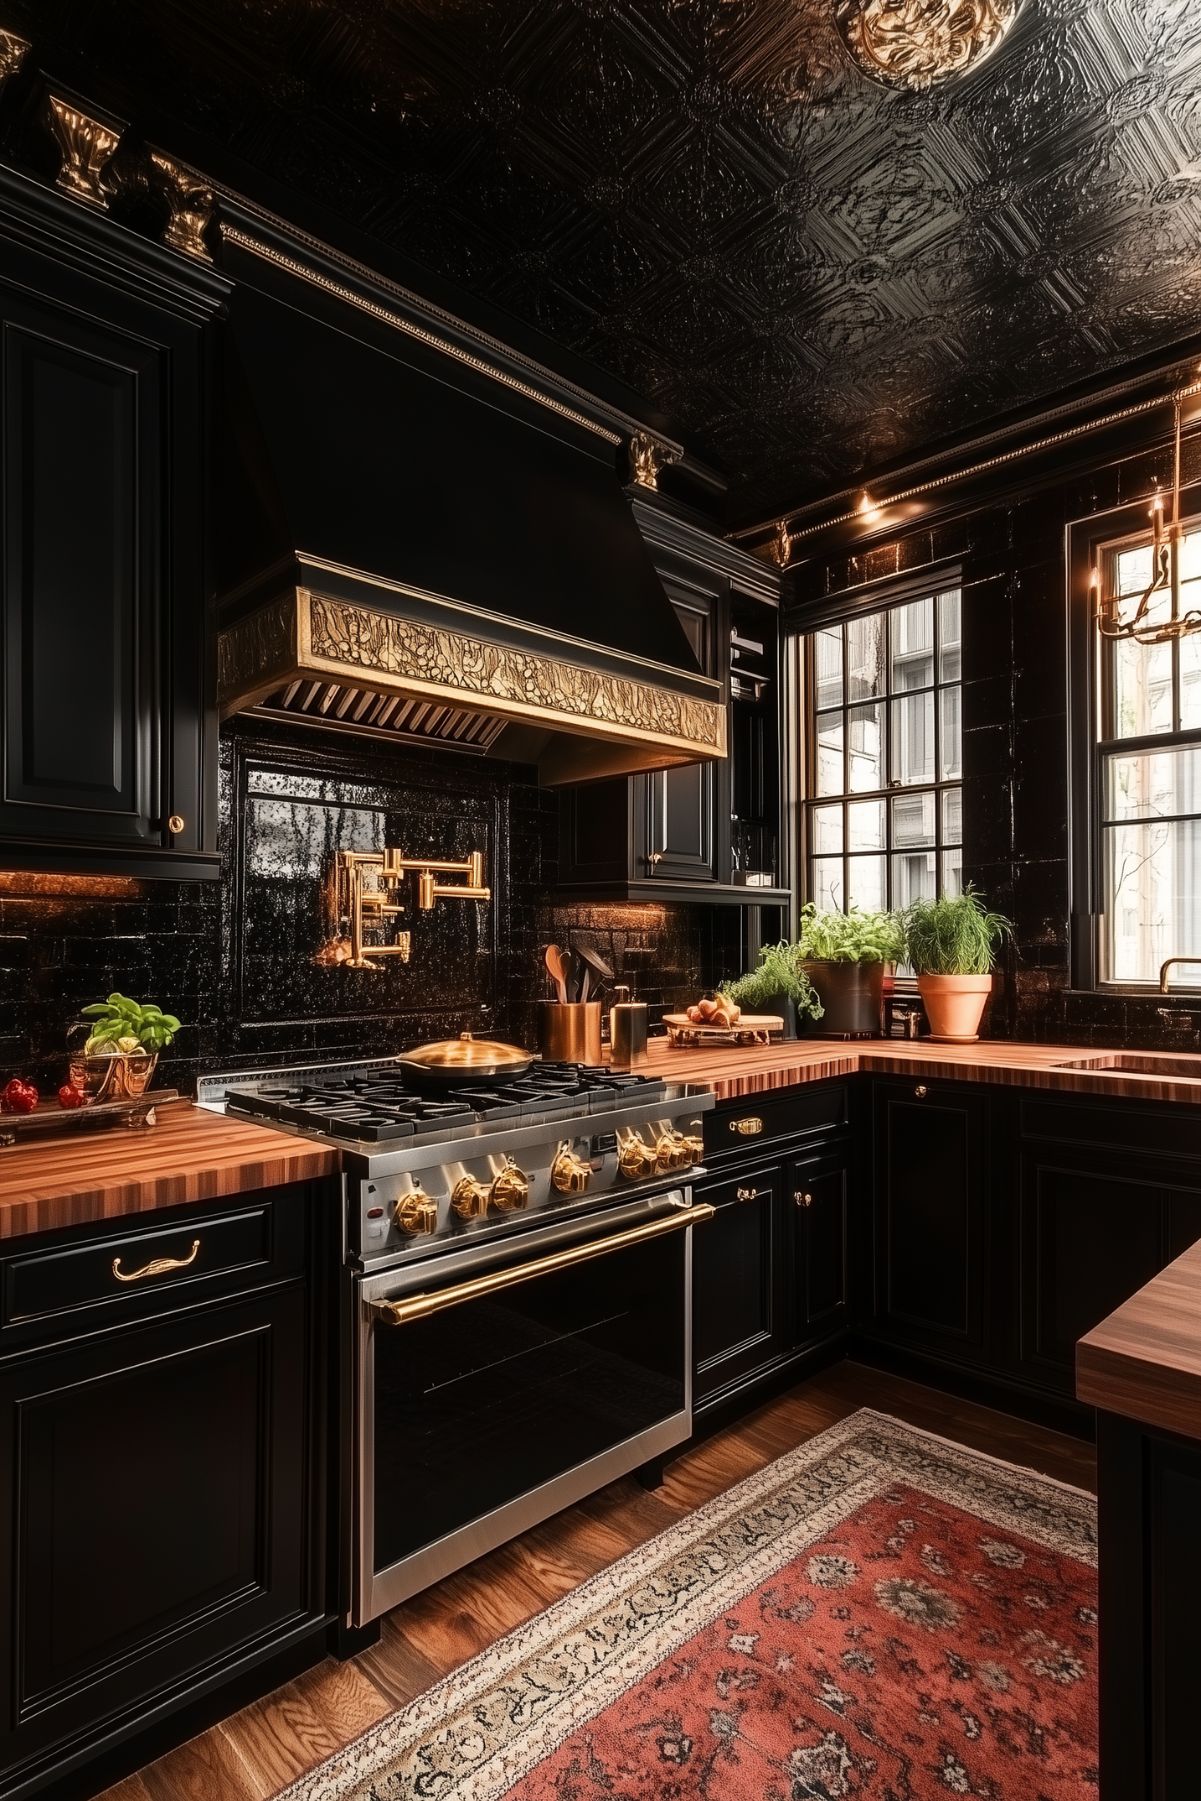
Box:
662;1014;784;1047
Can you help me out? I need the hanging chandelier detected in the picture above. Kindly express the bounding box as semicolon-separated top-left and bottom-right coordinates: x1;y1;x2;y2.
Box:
1095;390;1201;647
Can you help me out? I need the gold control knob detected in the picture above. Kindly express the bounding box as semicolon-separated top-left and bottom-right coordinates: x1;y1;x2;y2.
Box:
655;1129;694;1172
393;1190;439;1236
551;1146;592;1195
452;1176;491;1220
490;1163;529;1212
618;1131;659;1181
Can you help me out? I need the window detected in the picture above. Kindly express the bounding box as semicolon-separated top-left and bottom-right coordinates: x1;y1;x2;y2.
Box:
1090;517;1201;985
805;586;962;912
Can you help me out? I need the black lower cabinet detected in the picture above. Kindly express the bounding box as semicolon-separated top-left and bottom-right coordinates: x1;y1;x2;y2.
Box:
1095;1410;1201;1801
787;1155;851;1345
692;1163;787;1410
869;1079;990;1364
0;1193;328;1801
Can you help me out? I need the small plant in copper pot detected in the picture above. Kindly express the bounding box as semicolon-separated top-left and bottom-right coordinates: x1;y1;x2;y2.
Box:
903;887;1012;1044
69;993;181;1101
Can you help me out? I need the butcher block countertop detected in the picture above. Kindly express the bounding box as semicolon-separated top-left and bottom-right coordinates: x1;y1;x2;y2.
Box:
1077;1242;1201;1439
637;1033;1201;1105
0;1099;337;1242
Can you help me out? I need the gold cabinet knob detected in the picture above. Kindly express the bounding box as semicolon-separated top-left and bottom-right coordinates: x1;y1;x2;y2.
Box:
729;1115;763;1136
551;1146;592;1195
794;1190;813;1208
737;1186;763;1203
167;814;185;835
914;1084;927;1098
490;1163;529;1212
618;1131;659;1181
393;1190;439;1236
452;1176;491;1220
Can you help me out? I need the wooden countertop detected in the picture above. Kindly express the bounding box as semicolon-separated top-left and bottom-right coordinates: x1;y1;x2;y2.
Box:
0;1099;338;1243
1077;1241;1201;1439
636;1034;1201;1105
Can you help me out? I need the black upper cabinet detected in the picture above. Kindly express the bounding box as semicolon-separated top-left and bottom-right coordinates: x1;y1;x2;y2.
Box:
0;170;228;878
556;501;787;903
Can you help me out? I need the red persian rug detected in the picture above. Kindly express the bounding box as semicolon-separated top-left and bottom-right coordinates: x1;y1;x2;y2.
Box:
278;1410;1098;1800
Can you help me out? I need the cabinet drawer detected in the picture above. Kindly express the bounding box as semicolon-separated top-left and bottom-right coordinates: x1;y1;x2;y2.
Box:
705;1083;848;1157
1;1197;306;1337
696;1162;781;1213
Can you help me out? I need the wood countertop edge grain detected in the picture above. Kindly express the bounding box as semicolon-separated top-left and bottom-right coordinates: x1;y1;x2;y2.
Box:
0;1101;338;1242
1076;1239;1201;1440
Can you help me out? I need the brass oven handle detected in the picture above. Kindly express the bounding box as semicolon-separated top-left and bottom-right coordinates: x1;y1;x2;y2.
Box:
112;1238;200;1283
728;1116;763;1136
372;1203;717;1327
736;1185;764;1203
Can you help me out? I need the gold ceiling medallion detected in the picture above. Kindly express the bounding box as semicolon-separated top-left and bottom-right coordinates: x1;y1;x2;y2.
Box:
0;29;31;87
150;151;216;261
835;0;1022;91
46;95;122;208
628;430;680;491
1095;393;1201;648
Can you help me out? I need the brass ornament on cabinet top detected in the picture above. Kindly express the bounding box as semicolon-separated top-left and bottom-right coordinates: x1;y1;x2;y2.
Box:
835;0;1023;91
46;95;123;208
150;151;217;261
0;29;30;87
628;430;680;493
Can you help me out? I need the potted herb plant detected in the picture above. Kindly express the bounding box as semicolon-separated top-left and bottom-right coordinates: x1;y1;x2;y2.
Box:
903;887;1013;1043
721;941;824;1040
797;903;904;1038
68;993;182;1101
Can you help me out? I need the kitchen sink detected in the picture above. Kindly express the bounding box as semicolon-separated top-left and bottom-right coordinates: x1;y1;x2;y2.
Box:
1053;1052;1201;1078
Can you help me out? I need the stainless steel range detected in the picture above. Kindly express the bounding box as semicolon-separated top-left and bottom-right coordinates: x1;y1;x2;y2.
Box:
198;1055;715;1628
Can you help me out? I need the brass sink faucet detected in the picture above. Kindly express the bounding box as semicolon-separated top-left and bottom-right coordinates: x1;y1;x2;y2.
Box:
1159;957;1201;993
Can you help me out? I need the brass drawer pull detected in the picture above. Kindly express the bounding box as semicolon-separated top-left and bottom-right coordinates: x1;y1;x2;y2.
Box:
729;1116;763;1136
736;1185;764;1203
794;1190;813;1208
373;1203;716;1326
112;1238;200;1283
914;1084;927;1098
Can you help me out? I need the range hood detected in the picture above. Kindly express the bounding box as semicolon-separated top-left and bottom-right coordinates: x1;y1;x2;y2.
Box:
215;275;725;784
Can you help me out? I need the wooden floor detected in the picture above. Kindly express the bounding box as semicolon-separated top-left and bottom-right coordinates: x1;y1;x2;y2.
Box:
96;1364;1096;1801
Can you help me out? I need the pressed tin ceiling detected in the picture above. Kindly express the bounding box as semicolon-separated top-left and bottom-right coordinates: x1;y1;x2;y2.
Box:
8;0;1201;526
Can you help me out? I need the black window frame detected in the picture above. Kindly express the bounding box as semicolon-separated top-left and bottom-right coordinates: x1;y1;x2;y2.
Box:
799;566;964;918
1069;490;1201;991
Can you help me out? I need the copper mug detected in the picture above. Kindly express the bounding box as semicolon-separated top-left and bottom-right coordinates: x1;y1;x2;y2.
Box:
538;1001;602;1065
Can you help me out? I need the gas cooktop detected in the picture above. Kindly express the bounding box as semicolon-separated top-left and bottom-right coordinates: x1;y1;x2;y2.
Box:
209;1059;668;1147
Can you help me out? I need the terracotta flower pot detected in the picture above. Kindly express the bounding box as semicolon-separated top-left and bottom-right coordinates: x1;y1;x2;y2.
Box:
916;972;993;1043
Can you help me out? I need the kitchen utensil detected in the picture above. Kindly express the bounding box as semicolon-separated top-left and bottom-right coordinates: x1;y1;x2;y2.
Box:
609;986;649;1067
575;942;614;998
559;948;575;1003
398;1032;533;1088
538;1001;602;1064
544;943;568;1005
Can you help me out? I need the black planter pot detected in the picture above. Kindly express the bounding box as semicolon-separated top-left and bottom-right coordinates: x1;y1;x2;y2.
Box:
802;960;885;1038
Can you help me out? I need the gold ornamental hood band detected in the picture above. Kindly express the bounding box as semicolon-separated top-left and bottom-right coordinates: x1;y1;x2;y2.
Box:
218;587;726;785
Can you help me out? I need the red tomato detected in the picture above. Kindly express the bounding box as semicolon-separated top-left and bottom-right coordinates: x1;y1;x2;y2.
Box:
1;1078;39;1114
57;1084;86;1110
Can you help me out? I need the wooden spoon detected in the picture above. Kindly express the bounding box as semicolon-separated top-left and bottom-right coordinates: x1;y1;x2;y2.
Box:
544;943;568;1005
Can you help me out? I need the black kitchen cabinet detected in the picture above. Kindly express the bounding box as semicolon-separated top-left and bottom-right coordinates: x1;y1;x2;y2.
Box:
692;1162;788;1409
1014;1132;1201;1400
869;1078;990;1364
787;1153;851;1345
643;575;724;885
0;1184;328;1801
0;169;227;878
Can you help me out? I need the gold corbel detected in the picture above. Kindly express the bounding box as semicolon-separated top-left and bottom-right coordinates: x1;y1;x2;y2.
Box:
46;95;123;209
150;151;216;261
629;430;681;492
0;30;31;88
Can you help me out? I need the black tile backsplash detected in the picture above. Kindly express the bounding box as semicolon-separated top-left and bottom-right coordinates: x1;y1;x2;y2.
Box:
0;721;745;1093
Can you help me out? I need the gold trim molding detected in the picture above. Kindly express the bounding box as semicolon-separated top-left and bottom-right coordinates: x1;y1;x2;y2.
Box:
0;29;30;87
218;588;726;761
47;95;122;209
835;0;1022;90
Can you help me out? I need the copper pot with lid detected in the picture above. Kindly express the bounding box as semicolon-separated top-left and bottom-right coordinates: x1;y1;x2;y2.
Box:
397;1031;532;1089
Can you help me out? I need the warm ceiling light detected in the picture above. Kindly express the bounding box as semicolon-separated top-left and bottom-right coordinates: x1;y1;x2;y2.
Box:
1097;393;1201;646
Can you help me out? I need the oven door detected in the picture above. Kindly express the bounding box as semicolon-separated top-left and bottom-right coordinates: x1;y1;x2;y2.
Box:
352;1191;713;1625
